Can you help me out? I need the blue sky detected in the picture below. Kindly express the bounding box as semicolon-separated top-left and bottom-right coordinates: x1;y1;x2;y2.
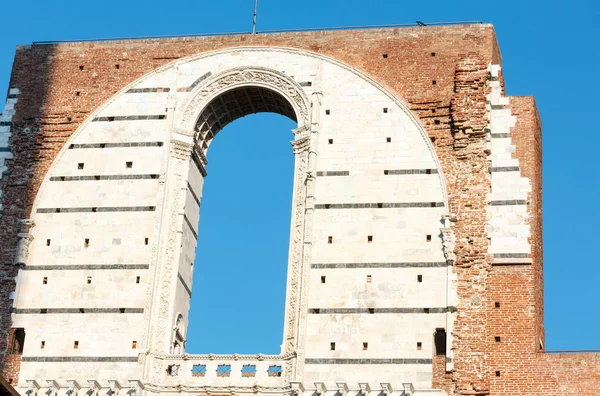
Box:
1;0;598;352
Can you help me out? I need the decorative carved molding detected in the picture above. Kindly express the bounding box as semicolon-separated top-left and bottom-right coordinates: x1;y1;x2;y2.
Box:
177;67;310;133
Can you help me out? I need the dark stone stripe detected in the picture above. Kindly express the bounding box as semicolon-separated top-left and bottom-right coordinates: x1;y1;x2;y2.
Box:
384;169;438;175
68;142;164;149
311;262;448;269
494;253;529;258
50;174;159;181
191;151;208;177
126;88;170;93
491;166;520;172
181;72;212;92
488;200;528;206
178;273;192;297
7;94;18;99
305;358;432;365
310;307;456;314
13;308;144;314
0;121;12;126
21;356;138;363
316;171;349;177
92;115;166;122
315;202;444;209
187;183;201;207
491;133;508;138
0;147;10;152
184;214;198;239
36;206;156;213
23;264;149;271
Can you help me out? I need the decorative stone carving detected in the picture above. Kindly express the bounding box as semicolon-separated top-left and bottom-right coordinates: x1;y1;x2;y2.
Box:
441;213;458;264
335;382;349;396
166;364;180;377
289;382;304;396
14;219;34;265
25;380;40;396
178;67;310;132
66;380;80;396
86;381;100;396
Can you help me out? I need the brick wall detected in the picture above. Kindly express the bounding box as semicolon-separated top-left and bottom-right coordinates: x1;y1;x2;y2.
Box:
0;24;597;393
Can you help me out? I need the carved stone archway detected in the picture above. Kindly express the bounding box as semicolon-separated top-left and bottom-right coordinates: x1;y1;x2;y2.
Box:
147;67;315;378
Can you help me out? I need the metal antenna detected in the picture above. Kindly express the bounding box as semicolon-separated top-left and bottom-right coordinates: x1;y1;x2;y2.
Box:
252;0;259;34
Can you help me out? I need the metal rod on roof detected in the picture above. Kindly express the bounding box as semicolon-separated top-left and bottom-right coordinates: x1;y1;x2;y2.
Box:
252;0;259;34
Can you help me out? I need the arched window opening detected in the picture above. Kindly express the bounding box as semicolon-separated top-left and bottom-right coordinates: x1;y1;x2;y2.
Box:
185;85;298;353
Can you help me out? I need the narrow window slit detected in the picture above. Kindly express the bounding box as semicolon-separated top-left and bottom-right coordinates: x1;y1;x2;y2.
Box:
330;342;336;351
73;341;79;349
417;275;423;283
42;277;48;285
363;342;369;350
320;276;326;284
417;342;422;350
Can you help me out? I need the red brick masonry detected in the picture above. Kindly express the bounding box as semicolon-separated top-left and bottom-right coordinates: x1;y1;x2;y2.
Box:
1;24;598;394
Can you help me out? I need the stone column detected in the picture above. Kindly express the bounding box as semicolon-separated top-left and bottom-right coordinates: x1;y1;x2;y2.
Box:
145;131;194;381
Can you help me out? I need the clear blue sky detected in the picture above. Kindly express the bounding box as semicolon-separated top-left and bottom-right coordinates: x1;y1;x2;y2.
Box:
1;0;598;353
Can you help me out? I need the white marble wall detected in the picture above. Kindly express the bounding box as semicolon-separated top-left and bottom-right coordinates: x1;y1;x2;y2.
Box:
13;48;452;395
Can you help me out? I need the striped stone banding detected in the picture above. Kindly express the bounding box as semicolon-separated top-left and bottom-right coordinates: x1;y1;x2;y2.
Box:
491;133;508;138
309;307;457;314
316;171;349;176
315;202;444;209
126;88;170;93
21;356;138;363
179;72;212;92
50;174;160;181
187;183;201;207
23;264;149;271
178;273;192;297
184;214;198;239
0;121;12;126
493;253;529;258
36;206;156;213
92;115;166;122
68;142;164;149
13;308;144;314
384;169;438;175
311;262;448;269
488;200;528;206
305;358;432;365
491;166;520;172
